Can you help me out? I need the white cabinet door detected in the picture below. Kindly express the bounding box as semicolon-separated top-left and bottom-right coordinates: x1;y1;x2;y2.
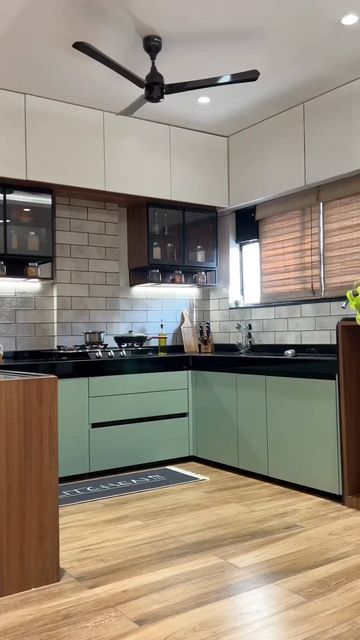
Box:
26;96;105;189
170;127;228;207
305;80;360;184
104;114;171;199
229;123;265;205
0;90;26;179
230;106;305;206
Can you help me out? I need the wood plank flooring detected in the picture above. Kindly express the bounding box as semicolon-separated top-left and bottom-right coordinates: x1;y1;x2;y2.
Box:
2;462;360;639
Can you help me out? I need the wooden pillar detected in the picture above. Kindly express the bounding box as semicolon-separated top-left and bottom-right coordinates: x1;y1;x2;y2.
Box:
338;320;360;509
0;373;59;597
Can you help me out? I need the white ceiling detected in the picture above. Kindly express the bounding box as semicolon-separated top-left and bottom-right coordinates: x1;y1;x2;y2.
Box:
1;0;360;135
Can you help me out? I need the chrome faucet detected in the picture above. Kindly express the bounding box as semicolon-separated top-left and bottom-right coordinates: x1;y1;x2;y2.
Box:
235;322;254;353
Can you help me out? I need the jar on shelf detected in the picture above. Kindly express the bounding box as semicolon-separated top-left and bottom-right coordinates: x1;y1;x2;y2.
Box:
0;261;6;277
152;241;161;260
170;270;185;284
193;271;207;285
27;231;40;252
196;245;205;262
166;242;176;262
10;230;19;251
148;269;161;283
25;262;39;278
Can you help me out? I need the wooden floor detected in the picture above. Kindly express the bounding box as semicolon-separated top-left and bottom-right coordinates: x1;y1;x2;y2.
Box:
2;462;360;639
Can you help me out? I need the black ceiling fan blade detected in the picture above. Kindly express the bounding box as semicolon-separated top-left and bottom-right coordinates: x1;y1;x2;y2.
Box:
72;41;146;89
117;95;147;117
165;69;260;95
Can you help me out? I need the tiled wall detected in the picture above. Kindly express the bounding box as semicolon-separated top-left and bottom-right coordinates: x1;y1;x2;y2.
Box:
0;197;206;350
207;287;354;346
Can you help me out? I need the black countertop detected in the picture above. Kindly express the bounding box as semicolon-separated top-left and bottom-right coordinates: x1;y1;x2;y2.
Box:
0;349;338;380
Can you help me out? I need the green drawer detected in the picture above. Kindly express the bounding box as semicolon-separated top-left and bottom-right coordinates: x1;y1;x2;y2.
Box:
89;389;188;425
89;371;188;397
90;417;190;472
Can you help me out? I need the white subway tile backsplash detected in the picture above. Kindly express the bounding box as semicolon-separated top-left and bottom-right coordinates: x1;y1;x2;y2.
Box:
275;331;301;344
209;298;220;310
70;245;106;259
253;332;275;344
301;302;330;317
0;310;16;323
148;310;177;322
57;310;89;323
56;205;87;219
71;219;105;234
229;308;252;321
35;297;55;310
55;244;71;257
71;297;107;310
330;300;354;316
106;323;133;334
288;317;315;331
251;307;275;320
0;297;34;309
16;336;54;350
106;273;121;285
275;305;301;318
35;323;56;336
56;257;88;271
57;284;89;297
71;271;105;285
16;309;54;323
301;330;331;344
88;233;119;248
315;316;340;330
262;318;288;332
88;259;119;273
56;231;88;245
105;222;119;236
56;271;71;283
211;309;230;321
55;218;70;231
88;208;119;223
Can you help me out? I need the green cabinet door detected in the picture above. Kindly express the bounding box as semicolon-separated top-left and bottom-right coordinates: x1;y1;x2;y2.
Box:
194;371;238;466
237;375;268;475
58;378;89;477
266;376;340;494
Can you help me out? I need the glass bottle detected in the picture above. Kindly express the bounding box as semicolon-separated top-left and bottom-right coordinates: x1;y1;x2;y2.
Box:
196;244;205;262
193;271;207;285
163;213;169;236
28;231;40;252
166;242;176;262
0;261;6;277
148;269;161;283
173;270;185;284
158;321;167;355
152;211;160;235
152;241;161;260
10;230;18;251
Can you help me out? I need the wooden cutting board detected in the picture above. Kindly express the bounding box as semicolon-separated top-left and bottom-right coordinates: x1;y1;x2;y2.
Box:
181;311;198;353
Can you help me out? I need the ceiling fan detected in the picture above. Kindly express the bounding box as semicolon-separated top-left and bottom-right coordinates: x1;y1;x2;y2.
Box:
72;35;260;117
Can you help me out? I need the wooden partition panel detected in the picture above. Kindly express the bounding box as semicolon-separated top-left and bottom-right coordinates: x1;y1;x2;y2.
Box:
338;320;360;508
0;375;59;596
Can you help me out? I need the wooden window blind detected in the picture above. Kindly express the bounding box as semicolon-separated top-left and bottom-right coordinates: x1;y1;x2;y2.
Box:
260;206;321;302
324;194;360;296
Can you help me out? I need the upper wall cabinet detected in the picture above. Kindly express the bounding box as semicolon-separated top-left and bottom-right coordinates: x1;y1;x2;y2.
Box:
26;96;105;190
305;81;360;185
104;114;171;199
170;128;228;208
0;90;26;180
229;105;305;206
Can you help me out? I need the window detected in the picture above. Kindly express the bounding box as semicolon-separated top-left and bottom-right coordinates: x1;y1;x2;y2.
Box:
240;241;260;304
259;206;321;302
236;177;360;306
323;194;360;296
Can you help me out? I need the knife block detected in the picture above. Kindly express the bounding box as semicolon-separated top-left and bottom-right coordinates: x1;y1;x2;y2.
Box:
199;335;215;353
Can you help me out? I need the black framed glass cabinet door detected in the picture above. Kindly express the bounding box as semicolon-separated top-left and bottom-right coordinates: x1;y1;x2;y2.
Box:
184;209;217;268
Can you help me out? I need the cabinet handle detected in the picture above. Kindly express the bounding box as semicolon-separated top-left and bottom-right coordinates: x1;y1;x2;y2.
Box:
91;412;188;429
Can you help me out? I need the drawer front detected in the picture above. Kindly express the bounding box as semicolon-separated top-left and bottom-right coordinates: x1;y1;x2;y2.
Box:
90;417;189;471
89;371;188;397
58;378;89;477
89;389;188;425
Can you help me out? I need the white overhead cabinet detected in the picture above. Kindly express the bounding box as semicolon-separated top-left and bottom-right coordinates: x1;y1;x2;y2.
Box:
26;96;105;189
229;105;305;206
0;90;26;180
305;80;360;184
170;127;228;207
104;114;171;199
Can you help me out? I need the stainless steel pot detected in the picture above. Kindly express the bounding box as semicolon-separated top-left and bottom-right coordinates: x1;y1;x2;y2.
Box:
83;330;105;346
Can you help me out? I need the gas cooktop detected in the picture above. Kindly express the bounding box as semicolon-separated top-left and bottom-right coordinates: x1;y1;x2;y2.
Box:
42;345;155;360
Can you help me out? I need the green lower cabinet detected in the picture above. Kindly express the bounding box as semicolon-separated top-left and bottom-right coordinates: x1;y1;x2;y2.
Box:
194;371;238;466
266;376;340;494
237;375;268;475
90;417;189;472
58;378;89;477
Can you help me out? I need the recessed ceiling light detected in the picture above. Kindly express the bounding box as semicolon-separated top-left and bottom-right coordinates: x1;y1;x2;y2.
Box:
341;13;359;25
197;96;211;104
23;207;31;212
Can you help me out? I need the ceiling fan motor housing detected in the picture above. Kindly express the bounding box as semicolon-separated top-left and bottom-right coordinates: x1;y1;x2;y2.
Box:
143;35;165;102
